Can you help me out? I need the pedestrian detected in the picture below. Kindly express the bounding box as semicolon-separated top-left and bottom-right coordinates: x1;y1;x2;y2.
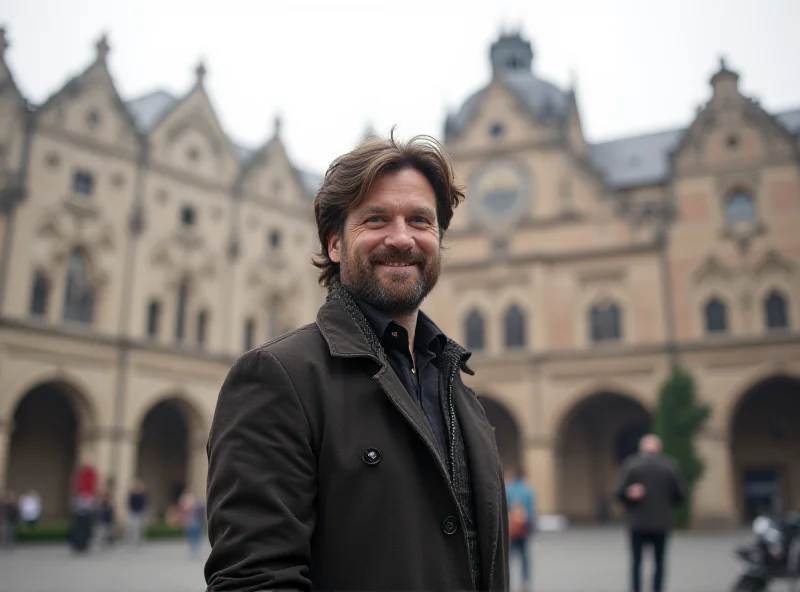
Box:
617;434;687;592
505;468;536;592
94;491;115;549
179;493;205;556
1;491;20;550
68;464;98;554
205;130;510;591
18;489;42;528
126;480;147;547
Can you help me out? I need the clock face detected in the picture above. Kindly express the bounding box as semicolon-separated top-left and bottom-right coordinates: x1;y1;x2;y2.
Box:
472;162;528;222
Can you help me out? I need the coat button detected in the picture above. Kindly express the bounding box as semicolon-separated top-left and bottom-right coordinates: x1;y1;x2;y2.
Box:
442;516;459;535
362;448;381;466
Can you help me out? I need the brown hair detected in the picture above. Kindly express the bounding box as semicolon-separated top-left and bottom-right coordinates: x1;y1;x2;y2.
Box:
312;128;465;287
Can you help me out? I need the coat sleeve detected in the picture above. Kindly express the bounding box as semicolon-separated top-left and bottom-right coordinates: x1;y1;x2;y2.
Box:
205;349;317;592
615;459;634;505
671;462;688;507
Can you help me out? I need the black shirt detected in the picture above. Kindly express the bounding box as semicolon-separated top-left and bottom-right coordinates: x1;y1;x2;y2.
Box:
353;296;449;461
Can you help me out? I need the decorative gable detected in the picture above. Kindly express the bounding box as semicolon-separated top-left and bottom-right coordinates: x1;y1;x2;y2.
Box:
147;62;239;186
673;59;796;176
238;117;311;208
36;35;140;155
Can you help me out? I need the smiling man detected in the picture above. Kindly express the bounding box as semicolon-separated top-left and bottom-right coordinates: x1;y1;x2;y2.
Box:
204;131;510;592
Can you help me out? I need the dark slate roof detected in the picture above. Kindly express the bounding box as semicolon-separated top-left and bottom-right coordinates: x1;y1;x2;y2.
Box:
445;70;570;141
297;169;323;201
588;129;685;189
126;90;178;133
588;108;800;190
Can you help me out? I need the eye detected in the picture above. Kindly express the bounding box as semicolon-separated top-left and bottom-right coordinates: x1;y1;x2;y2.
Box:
410;215;431;225
365;215;384;224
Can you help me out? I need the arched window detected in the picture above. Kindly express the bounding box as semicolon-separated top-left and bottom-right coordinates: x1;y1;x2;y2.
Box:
590;302;622;343
503;305;526;348
724;191;756;223
764;291;789;330
465;309;485;351
30;271;49;317
62;249;94;324
196;309;208;347
146;299;161;338
244;317;256;351
175;278;189;342
704;298;727;334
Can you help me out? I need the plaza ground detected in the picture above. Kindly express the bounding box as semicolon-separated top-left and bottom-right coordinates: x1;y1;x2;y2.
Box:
0;526;761;592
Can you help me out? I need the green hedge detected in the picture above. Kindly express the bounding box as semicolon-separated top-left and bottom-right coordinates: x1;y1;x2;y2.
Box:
14;521;185;543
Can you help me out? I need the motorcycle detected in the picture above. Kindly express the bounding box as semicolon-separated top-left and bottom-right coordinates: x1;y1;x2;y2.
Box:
731;512;800;592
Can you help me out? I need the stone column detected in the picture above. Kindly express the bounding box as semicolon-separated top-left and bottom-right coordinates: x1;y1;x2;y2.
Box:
522;435;557;516
0;417;10;491
111;430;140;525
692;429;738;526
187;434;208;502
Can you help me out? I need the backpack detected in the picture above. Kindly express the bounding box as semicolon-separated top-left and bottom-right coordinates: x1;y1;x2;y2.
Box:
509;502;529;540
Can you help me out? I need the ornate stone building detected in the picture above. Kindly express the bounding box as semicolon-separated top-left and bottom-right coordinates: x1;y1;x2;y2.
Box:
0;29;798;526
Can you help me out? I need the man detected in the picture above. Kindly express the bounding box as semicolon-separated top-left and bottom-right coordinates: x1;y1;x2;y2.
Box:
505;468;536;591
18;489;42;528
205;131;509;591
126;480;147;547
617;434;687;592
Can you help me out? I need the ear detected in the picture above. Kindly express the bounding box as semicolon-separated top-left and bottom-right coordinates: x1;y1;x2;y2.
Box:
328;233;342;263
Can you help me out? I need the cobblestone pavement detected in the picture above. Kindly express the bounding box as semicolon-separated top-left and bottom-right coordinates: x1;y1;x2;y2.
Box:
0;527;761;592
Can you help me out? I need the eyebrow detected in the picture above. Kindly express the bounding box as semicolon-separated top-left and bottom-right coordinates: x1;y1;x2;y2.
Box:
356;205;436;219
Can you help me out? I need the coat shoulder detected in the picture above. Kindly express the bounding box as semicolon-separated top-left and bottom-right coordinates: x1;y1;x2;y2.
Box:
253;322;328;364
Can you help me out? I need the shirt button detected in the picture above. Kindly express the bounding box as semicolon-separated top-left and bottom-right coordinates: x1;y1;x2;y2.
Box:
362;448;382;466
442;516;459;536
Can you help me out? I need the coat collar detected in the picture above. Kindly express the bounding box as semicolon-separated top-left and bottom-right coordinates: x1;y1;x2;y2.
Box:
316;285;474;374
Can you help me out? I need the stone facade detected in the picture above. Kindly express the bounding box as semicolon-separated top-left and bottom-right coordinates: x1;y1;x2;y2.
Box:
0;29;798;526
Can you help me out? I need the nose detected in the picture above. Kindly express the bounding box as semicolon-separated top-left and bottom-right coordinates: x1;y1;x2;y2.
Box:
383;219;415;251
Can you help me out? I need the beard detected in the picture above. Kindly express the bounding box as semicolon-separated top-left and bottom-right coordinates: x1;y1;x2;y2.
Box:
339;240;441;316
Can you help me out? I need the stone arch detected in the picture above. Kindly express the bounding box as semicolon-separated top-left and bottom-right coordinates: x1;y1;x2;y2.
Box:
132;393;208;521
5;379;96;519
475;394;522;474
555;389;651;522
728;371;800;522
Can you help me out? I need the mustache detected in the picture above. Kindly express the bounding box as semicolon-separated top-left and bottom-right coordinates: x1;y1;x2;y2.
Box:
369;251;426;266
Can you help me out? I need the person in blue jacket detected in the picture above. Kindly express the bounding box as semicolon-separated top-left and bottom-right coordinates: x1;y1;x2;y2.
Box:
505;467;536;591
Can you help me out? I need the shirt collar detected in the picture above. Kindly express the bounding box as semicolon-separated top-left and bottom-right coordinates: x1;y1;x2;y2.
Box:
352;294;446;355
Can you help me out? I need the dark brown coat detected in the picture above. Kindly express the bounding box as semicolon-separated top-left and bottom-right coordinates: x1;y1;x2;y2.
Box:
204;296;510;591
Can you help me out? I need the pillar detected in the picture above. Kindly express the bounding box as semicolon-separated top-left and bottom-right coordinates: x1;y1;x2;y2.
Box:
522;435;557;516
187;434;208;502
691;429;738;527
0;417;10;491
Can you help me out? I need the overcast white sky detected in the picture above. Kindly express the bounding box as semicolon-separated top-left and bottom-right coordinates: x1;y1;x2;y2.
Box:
3;0;799;174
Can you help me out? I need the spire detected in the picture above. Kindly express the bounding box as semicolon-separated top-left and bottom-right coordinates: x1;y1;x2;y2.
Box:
194;60;207;87
0;26;8;62
273;113;282;137
95;33;110;64
490;31;534;79
710;55;739;96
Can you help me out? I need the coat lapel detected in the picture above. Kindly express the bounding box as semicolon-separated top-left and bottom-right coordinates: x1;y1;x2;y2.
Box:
453;381;503;589
316;296;447;471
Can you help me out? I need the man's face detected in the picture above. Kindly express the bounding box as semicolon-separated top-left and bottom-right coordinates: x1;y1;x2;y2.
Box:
328;168;441;316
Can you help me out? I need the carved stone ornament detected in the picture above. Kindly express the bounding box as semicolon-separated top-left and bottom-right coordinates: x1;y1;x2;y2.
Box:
31;203;116;284
150;231;218;285
693;255;734;285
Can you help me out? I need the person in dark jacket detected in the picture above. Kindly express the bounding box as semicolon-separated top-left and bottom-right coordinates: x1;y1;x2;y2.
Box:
617;434;687;592
205;130;510;592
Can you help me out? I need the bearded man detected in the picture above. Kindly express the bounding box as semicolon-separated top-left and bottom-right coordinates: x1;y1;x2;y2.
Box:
204;131;509;592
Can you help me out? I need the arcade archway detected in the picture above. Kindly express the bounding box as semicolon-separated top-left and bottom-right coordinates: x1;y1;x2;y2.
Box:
731;375;800;522
478;396;521;474
6;381;94;519
135;397;203;521
556;392;650;522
